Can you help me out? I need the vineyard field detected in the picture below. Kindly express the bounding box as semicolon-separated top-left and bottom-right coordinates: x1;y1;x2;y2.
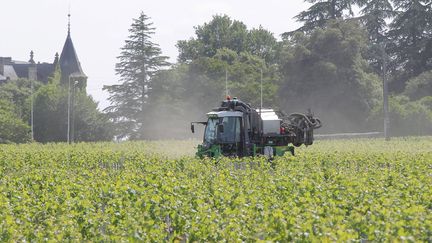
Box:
0;138;431;241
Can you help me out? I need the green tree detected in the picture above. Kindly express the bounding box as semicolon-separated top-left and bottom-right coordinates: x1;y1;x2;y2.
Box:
286;0;357;35
0;78;42;124
33;77;66;142
404;70;432;101
388;0;432;92
177;15;249;62
177;15;280;65
103;12;169;140
246;26;279;64
72;92;114;142
0;99;31;143
0;78;42;143
370;95;432;136
279;20;382;132
171;15;281;112
173;48;279;110
356;0;394;75
358;0;394;44
34;71;113;142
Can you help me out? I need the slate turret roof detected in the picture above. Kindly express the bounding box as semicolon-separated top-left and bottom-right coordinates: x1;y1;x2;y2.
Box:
59;17;87;84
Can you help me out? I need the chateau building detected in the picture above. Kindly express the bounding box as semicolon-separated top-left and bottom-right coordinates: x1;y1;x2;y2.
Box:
0;16;87;88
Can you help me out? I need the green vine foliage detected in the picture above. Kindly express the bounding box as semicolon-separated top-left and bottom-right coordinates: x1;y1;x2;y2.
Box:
0;138;431;241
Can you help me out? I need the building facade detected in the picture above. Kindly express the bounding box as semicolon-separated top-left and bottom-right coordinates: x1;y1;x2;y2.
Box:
0;22;87;88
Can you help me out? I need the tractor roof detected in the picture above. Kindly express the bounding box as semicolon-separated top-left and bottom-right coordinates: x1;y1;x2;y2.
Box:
207;111;243;118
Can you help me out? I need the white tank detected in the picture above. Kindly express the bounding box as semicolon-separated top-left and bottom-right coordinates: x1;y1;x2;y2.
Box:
257;109;281;135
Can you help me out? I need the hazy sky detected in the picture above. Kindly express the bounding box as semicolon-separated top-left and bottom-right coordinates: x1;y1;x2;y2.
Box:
1;0;309;109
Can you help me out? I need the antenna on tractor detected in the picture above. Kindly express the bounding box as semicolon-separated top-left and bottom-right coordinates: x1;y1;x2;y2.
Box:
225;68;228;97
260;68;263;113
259;68;264;142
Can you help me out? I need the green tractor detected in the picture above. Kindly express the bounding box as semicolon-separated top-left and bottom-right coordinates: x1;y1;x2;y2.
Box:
191;97;322;158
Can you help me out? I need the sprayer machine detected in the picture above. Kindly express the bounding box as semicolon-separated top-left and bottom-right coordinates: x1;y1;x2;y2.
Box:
191;97;322;158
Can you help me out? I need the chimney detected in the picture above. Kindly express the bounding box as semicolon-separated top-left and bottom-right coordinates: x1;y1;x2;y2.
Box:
28;51;37;80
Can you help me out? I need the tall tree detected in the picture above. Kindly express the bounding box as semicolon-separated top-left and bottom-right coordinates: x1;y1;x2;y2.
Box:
357;0;394;44
177;15;249;63
357;0;394;74
246;26;279;64
177;15;280;64
286;0;357;35
279;20;382;132
388;0;432;92
103;12;169;139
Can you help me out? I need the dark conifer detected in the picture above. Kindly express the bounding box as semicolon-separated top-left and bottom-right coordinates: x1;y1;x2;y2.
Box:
104;12;169;139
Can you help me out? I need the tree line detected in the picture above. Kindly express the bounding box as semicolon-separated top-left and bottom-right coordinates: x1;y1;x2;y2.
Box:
1;1;431;143
0;69;112;143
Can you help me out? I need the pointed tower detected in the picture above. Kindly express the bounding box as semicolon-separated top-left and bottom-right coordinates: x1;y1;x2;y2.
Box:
59;13;87;89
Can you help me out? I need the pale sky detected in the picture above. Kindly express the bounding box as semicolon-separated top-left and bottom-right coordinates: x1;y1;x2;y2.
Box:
0;0;309;109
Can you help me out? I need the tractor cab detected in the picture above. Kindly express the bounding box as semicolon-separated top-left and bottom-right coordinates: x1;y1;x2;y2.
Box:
193;110;244;158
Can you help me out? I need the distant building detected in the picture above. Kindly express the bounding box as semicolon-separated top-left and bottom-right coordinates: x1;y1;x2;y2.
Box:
0;15;87;88
0;53;55;83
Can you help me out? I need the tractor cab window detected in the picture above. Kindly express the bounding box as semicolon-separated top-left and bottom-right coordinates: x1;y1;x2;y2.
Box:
217;117;241;143
204;116;241;144
204;118;218;144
